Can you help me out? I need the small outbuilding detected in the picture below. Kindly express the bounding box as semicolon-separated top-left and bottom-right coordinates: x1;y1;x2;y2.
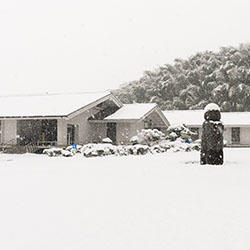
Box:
89;103;169;144
163;110;250;146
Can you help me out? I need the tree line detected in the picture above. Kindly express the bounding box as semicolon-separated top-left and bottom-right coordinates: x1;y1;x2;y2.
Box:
114;43;250;111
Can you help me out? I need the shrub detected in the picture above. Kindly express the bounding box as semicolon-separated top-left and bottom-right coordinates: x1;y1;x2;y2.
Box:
81;143;117;157
167;124;196;141
130;129;165;145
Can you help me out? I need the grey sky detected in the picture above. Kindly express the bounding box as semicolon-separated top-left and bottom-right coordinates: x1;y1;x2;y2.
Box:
0;0;249;94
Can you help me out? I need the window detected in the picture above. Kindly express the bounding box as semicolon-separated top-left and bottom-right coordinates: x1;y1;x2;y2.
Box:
232;127;240;144
67;124;76;145
107;122;116;144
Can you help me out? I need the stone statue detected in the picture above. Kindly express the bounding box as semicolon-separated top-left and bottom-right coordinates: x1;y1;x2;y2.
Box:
200;103;224;165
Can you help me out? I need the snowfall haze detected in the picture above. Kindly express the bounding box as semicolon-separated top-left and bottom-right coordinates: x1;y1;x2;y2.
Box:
0;0;250;94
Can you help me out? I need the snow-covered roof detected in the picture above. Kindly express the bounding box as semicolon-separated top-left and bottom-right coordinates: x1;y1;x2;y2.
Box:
0;91;115;118
104;103;157;121
222;112;250;126
163;110;204;126
163;110;250;126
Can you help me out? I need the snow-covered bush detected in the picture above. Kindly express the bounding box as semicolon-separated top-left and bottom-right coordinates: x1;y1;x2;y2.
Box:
168;137;201;152
130;129;165;145
190;142;201;151
80;143;151;157
81;143;117;157
168;132;178;141
43;148;63;157
167;138;192;152
150;144;167;154
65;144;82;153
43;147;74;157
127;144;150;155
43;127;200;158
130;136;139;145
167;124;196;141
61;149;74;157
194;139;201;144
115;146;131;156
102;137;113;144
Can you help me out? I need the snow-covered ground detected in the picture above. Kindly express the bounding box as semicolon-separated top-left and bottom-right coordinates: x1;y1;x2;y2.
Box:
0;148;249;250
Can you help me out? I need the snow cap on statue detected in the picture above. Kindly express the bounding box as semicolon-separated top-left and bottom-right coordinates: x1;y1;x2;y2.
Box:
204;103;221;121
204;103;220;113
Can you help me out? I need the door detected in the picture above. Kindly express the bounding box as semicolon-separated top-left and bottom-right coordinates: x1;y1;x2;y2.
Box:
107;123;116;144
67;124;75;145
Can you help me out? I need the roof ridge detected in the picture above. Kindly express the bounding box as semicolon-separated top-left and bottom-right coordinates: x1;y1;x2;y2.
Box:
0;90;110;98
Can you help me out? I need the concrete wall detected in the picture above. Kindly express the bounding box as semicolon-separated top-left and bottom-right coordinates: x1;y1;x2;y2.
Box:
1;120;17;144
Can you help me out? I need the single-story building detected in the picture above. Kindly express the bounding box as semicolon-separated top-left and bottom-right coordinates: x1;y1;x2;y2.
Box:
0;92;169;148
163;110;250;146
1;92;250;149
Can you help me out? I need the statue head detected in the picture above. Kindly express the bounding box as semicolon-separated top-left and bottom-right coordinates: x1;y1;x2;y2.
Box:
204;103;221;121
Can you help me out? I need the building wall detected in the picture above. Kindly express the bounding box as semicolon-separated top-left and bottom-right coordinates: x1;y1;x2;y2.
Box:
144;111;168;134
116;121;144;145
146;111;166;127
188;125;250;146
115;110;168;145
89;123;107;143
1;120;17;144
116;123;131;145
224;127;232;145
57;107;101;146
218;126;250;146
239;127;250;145
57;119;67;145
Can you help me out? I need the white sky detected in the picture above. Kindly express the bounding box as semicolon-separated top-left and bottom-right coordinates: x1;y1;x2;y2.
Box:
0;0;250;95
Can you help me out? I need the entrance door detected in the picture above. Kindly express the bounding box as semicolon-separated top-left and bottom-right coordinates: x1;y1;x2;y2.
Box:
67;124;75;145
107;123;116;144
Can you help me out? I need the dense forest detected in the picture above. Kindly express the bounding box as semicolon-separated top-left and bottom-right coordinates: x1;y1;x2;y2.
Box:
114;44;250;111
